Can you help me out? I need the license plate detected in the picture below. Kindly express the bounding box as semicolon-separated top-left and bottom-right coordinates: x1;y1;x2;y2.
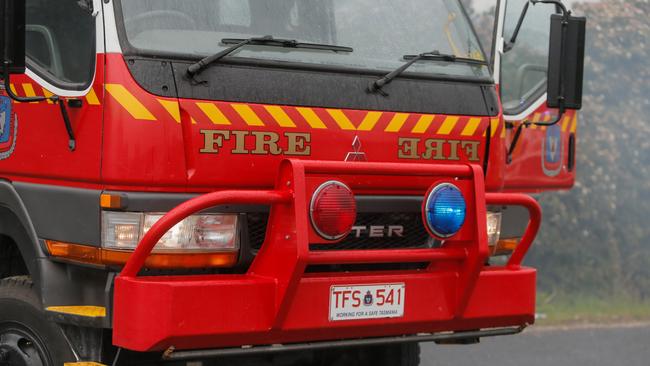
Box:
329;284;405;321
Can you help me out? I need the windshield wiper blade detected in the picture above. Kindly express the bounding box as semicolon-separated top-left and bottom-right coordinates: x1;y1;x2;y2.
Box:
222;37;353;53
367;50;486;96
187;35;353;77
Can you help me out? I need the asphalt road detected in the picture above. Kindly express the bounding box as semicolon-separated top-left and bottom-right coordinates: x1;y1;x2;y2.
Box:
420;323;650;366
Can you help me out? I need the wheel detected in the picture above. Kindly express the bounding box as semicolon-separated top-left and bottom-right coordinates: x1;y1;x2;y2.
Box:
0;276;76;366
318;343;420;366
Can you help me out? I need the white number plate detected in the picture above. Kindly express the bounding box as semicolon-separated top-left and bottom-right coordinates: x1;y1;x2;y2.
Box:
329;284;405;321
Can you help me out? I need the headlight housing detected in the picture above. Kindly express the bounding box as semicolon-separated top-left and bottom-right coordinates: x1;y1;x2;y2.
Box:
102;212;239;252
486;211;502;251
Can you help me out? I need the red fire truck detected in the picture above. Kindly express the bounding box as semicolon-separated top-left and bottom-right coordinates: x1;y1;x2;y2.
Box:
0;0;584;364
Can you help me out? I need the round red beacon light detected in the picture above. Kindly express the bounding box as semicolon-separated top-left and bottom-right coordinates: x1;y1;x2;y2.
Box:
310;181;357;240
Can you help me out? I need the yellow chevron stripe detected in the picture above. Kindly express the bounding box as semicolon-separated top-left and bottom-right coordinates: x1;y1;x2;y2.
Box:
437;116;459;135
265;105;296;128
561;115;571;132
501;123;506;138
197;102;231;125
158;99;181;123
42;88;54;104
86;87;101;105
232;104;264;126
385;113;409;132
296;107;327;129
157;99;197;124
46;306;106;318
490;118;499;137
570;114;578;133
528;113;539;129
22;84;38;104
483;118;500;137
22;83;37;100
9;84;20;103
105;84;156;121
461;117;482;136
357;111;383;132
411;115;435;134
327;109;356;130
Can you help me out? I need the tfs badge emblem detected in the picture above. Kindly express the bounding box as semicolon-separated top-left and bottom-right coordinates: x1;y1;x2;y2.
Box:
0;95;17;160
541;123;562;177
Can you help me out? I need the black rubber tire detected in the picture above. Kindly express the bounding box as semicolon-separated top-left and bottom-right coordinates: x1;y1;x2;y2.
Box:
318;343;421;366
0;276;76;365
372;343;420;366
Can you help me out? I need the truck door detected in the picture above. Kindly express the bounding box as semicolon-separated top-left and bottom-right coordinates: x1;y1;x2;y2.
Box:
1;0;104;182
495;0;578;191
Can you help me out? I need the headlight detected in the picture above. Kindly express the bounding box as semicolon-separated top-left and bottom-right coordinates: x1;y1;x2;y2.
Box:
486;211;502;251
102;212;239;252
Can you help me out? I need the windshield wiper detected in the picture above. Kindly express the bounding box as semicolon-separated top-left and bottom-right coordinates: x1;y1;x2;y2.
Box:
186;35;353;77
367;50;486;96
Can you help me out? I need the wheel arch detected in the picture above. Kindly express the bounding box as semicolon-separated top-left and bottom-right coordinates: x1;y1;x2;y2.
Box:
0;180;46;288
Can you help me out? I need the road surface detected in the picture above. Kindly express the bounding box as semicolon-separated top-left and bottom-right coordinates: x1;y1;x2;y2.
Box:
421;323;650;366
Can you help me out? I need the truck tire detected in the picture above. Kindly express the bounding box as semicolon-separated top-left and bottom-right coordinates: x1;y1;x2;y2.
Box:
319;343;420;366
0;276;76;366
373;343;420;366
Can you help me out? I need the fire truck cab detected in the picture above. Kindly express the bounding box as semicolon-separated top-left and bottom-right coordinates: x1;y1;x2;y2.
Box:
0;0;584;365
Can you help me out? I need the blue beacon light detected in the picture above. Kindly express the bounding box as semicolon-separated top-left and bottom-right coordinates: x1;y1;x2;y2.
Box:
425;183;466;238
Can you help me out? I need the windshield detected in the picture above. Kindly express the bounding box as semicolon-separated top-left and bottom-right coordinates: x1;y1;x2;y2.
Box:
117;0;489;79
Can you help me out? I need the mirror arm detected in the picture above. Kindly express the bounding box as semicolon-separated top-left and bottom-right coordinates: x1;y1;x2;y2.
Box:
2;61;76;151
531;103;565;126
57;96;76;151
505;0;571;52
504;1;531;53
506;121;530;164
3;62;47;103
531;0;569;18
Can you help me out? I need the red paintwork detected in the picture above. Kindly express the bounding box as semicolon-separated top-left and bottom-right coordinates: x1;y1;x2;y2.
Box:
2;53;574;193
503;106;578;192
0;55;105;188
485;193;541;268
1;48;569;352
102;53;503;192
113;160;541;351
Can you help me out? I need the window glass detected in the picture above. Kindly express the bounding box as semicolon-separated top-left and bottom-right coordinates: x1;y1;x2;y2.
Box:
501;0;555;113
25;0;95;87
219;0;251;27
461;0;498;63
119;0;490;80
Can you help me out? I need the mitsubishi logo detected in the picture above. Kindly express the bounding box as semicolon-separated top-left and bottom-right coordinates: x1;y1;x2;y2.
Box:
344;136;367;162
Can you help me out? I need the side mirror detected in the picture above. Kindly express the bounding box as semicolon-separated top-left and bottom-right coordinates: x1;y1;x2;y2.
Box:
0;0;26;74
547;13;586;110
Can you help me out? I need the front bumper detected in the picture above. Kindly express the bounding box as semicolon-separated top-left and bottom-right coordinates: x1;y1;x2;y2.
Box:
113;160;541;352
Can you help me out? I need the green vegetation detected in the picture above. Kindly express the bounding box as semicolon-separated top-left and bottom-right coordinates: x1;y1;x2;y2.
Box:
530;0;650;324
536;293;650;325
465;0;650;324
529;0;650;303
